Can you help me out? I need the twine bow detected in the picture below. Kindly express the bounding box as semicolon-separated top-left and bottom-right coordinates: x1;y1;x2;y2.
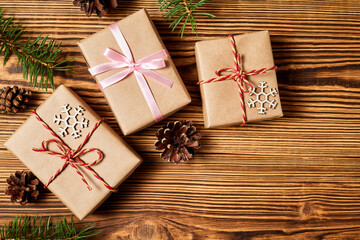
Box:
198;35;276;125
88;23;174;122
32;110;117;192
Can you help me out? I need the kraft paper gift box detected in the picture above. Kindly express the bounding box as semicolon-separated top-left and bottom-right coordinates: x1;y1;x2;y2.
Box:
195;31;283;128
5;85;142;220
78;9;191;135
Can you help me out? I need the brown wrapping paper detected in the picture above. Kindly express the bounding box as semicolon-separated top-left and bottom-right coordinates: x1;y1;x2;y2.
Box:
195;31;283;128
4;85;142;220
78;9;191;135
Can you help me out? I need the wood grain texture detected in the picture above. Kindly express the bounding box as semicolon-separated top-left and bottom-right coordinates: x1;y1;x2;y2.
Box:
0;0;360;239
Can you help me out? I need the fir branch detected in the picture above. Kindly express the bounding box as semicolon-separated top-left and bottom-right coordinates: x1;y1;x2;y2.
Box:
158;0;215;38
0;215;100;240
0;8;75;91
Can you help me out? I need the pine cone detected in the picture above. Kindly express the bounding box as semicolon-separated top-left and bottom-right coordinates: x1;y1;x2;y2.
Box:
73;0;118;17
5;171;41;205
155;120;201;163
0;86;31;114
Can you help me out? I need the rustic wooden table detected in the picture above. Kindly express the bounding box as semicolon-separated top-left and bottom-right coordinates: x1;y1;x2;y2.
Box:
0;0;360;239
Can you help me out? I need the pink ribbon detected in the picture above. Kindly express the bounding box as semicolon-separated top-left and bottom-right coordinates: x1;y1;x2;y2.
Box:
88;23;174;122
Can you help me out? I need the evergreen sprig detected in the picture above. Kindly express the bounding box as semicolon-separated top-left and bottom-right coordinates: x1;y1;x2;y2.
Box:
0;9;75;91
158;0;215;38
0;215;100;240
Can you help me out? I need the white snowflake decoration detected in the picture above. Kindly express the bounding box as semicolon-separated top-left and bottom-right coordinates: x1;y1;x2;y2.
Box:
247;81;278;115
53;104;89;139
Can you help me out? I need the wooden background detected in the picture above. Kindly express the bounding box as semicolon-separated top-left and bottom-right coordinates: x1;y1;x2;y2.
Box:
0;0;360;239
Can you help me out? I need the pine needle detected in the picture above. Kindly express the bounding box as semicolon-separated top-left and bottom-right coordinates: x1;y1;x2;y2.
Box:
0;215;100;239
0;8;75;91
158;0;215;38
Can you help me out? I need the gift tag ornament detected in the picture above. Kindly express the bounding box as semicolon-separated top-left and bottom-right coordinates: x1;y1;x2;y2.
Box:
53;104;89;139
247;81;278;114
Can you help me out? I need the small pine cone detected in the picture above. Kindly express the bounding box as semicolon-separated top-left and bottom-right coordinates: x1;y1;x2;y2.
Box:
155;120;201;163
0;86;31;114
5;171;41;205
73;0;118;17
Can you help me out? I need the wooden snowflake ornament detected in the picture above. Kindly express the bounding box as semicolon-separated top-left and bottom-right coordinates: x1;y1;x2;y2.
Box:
53;104;89;139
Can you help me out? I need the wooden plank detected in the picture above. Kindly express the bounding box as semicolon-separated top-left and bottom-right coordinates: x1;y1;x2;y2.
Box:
0;0;359;239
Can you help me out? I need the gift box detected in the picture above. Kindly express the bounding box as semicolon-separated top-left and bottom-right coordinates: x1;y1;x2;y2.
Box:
195;31;283;128
78;9;191;135
4;85;142;220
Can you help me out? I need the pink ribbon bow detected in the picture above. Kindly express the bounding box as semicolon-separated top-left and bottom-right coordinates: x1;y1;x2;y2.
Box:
88;23;174;122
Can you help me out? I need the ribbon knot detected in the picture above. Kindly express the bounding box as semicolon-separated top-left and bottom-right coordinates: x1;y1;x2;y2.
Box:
32;111;117;192
62;149;73;160
88;23;174;123
198;34;277;126
58;146;75;160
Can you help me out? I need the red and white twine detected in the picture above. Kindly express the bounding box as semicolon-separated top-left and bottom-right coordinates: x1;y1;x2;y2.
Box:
198;35;276;125
32;110;117;192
